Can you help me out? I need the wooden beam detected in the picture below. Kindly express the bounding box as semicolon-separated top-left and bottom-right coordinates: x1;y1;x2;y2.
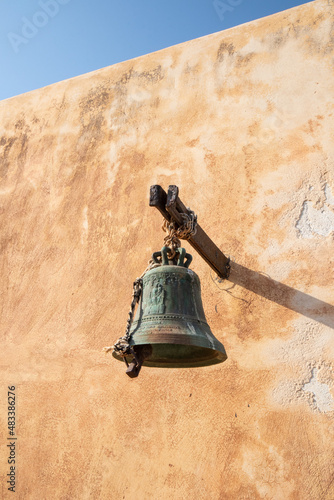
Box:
149;185;230;279
149;185;171;221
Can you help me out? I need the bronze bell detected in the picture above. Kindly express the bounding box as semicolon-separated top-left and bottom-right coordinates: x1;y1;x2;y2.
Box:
113;246;227;369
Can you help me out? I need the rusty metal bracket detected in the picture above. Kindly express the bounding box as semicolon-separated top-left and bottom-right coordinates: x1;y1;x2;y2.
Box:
125;345;152;378
149;185;230;279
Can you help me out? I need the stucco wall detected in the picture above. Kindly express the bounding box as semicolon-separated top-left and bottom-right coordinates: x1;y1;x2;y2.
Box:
1;0;334;498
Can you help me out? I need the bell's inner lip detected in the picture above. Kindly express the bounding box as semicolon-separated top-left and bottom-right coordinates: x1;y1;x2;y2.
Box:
112;343;227;368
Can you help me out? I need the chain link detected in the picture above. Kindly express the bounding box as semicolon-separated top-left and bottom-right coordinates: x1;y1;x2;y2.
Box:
103;259;160;361
162;209;197;260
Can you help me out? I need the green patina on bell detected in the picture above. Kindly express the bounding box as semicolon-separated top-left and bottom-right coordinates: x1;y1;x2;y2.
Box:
113;246;227;368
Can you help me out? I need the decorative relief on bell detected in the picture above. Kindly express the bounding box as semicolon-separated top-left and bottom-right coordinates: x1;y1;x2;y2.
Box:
146;281;166;315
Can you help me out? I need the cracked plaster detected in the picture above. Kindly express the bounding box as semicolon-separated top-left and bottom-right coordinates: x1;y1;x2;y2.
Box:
296;182;334;238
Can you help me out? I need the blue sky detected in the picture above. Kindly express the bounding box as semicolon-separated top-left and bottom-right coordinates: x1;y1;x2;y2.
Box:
0;0;312;102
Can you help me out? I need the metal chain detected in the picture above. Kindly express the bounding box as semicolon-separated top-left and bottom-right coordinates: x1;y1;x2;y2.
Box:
103;259;160;361
103;210;197;361
163;209;197;260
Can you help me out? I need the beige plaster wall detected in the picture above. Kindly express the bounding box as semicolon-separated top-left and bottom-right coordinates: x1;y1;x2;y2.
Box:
1;0;334;498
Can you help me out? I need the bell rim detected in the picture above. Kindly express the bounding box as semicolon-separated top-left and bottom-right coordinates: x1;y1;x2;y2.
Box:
112;345;227;367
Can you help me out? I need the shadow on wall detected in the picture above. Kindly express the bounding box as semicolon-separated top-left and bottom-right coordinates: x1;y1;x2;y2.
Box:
149;184;333;329
219;261;334;330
